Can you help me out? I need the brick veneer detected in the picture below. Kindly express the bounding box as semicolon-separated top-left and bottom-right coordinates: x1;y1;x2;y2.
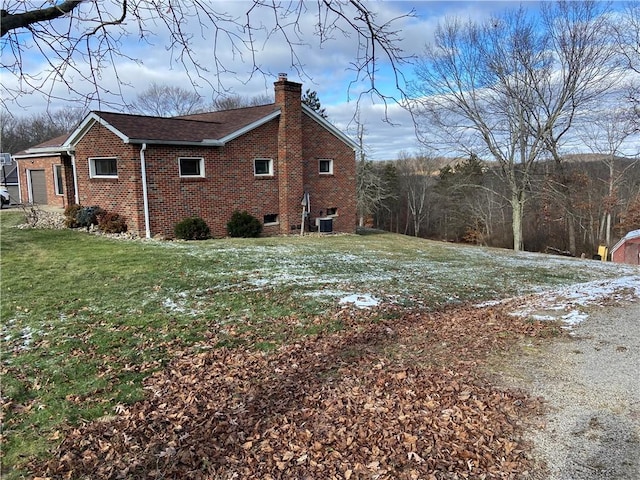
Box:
73;124;146;234
16;155;68;208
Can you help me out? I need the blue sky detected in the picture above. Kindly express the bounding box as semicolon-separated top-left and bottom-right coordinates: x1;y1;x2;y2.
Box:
1;1;636;159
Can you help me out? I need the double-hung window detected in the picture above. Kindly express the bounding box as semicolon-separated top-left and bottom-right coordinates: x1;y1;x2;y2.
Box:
254;158;273;176
89;157;118;178
179;157;205;177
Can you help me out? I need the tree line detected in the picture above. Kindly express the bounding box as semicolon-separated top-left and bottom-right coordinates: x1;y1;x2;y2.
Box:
358;153;640;256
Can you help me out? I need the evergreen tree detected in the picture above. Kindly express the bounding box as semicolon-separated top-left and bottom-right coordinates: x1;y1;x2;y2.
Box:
302;89;327;118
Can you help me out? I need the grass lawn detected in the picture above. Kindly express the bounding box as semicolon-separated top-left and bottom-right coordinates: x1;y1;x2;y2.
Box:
1;210;637;478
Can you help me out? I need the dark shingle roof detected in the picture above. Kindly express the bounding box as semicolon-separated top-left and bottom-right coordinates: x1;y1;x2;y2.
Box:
95;104;280;143
12;133;71;156
30;133;70;149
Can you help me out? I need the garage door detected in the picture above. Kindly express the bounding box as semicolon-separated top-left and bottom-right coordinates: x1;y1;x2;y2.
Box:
29;170;47;204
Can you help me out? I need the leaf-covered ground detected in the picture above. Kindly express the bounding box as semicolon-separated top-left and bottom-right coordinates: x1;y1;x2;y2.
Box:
32;304;553;479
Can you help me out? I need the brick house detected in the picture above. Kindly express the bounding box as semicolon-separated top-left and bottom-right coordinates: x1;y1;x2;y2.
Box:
14;76;358;238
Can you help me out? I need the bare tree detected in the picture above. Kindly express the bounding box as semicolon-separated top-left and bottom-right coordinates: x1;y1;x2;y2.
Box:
1;1;414;110
210;94;273;112
612;2;640;130
132;82;206;117
1;107;86;153
396;151;436;237
579;105;640;247
51;106;87;131
412;1;618;251
354;118;395;227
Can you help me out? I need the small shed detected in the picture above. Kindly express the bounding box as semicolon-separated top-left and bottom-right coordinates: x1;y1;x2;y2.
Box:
611;229;640;265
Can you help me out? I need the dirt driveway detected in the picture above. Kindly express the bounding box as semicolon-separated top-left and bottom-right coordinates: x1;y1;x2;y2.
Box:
502;300;640;479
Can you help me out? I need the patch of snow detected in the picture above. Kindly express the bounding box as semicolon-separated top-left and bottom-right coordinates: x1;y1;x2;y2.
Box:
508;275;640;327
305;289;352;298
475;300;503;308
339;294;380;308
529;314;557;321
162;294;198;315
561;310;589;326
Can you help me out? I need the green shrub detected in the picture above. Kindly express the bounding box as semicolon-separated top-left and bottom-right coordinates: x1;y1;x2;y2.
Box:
76;206;105;229
227;210;262;238
64;204;82;228
98;212;128;234
174;217;211;240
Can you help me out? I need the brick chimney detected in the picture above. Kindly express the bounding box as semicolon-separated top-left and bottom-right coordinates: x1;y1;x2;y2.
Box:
274;73;304;234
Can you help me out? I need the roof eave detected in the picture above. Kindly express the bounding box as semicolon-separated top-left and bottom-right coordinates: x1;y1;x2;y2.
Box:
14;149;71;159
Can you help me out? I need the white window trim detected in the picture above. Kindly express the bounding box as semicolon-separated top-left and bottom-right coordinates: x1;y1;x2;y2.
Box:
89;157;118;179
319;158;334;175
326;207;338;217
263;213;279;225
53;164;64;195
179;157;205;178
254;158;274;177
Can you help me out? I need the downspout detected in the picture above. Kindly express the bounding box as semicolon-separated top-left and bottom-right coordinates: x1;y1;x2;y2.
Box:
140;143;151;239
70;153;79;205
15;160;21;203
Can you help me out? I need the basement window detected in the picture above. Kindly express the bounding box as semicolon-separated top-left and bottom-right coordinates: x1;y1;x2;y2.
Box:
263;213;279;225
179;157;205;177
89;157;118;178
254;158;273;176
319;159;333;175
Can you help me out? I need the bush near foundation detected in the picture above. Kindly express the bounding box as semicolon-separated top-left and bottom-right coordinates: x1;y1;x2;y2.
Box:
174;217;211;240
64;204;82;228
76;206;105;230
98;212;128;234
227;210;262;238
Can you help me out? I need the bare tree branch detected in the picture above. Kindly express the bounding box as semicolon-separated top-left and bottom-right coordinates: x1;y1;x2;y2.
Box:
0;1;83;36
0;1;415;113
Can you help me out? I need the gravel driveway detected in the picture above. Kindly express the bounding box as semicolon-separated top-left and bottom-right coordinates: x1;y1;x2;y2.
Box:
504;300;640;479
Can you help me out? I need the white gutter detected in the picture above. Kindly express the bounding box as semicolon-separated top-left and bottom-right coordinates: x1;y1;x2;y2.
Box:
13;152;64;159
140;143;151;239
126;139;224;146
71;153;79;205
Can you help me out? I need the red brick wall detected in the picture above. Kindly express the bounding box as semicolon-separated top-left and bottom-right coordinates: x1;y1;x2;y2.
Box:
16;155;67;208
301;114;357;234
142;120;281;238
73;123;145;234
62;156;76;206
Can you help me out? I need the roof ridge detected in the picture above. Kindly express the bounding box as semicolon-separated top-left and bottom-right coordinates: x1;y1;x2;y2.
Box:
95;111;223;125
175;102;277;117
